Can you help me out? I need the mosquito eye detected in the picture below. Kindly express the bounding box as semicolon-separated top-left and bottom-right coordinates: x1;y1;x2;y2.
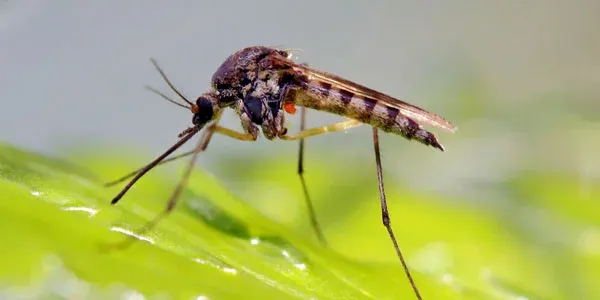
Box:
193;97;214;125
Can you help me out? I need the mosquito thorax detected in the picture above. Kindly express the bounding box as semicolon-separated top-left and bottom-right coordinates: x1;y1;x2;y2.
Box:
210;46;291;105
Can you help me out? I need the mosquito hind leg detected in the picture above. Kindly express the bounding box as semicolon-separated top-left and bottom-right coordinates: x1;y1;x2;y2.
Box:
372;127;422;300
296;107;328;246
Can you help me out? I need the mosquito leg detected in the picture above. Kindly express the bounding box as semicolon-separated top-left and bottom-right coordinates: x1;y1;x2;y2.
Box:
106;109;223;190
296;107;328;246
109;125;254;206
107;109;225;200
105;117;260;188
372;127;422;300
280;117;362;245
109;127;201;205
105;126;218;187
212;126;258;141
109;124;257;250
280;119;362;141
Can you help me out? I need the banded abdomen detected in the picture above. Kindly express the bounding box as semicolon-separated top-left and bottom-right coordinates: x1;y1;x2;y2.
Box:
291;79;445;151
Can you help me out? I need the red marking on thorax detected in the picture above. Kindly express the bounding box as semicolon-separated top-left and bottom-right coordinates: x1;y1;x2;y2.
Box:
284;102;297;114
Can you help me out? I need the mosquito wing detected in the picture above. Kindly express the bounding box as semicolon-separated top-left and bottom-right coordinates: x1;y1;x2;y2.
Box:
273;55;457;133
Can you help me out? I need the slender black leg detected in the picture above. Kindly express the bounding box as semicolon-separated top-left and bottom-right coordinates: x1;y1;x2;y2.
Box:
108;123;256;250
105;125;218;188
372;127;422;300
109;127;201;206
297;107;328;246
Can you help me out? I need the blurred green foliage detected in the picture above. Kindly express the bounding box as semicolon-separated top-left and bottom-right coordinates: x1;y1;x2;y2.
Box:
0;139;599;300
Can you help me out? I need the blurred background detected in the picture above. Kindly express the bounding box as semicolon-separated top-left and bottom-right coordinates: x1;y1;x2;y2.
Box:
1;0;599;299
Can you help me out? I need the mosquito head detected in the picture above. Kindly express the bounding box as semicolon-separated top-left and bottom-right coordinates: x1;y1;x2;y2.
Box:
192;92;220;128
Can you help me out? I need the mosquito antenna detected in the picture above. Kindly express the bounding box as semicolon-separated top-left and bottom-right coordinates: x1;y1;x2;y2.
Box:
145;85;190;109
149;58;196;108
110;126;200;205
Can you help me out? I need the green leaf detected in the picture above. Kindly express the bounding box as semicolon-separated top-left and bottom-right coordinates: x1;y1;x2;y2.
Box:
0;143;597;299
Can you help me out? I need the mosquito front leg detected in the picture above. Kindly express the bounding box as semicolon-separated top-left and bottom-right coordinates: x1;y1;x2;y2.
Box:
280;118;362;141
213;126;258;141
295;107;328;246
105;122;256;187
105;123;219;187
108;127;201;206
372;127;422;300
108;123;258;250
136;124;255;231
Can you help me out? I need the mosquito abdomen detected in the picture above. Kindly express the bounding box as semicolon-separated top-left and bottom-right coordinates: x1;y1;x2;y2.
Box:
294;79;444;151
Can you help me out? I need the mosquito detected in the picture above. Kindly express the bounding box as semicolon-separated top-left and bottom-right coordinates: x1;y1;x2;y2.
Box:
105;46;456;299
